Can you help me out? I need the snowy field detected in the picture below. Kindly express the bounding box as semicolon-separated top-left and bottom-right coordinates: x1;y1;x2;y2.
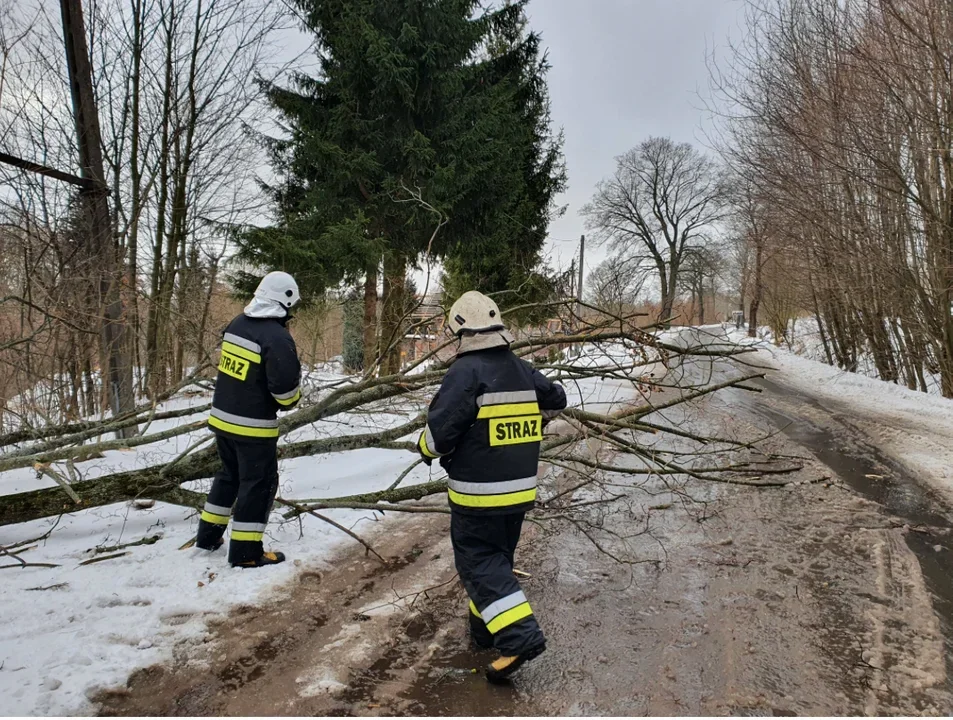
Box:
0;347;639;716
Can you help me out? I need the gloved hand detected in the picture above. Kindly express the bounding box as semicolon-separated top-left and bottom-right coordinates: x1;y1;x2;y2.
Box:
541;409;561;431
417;442;434;466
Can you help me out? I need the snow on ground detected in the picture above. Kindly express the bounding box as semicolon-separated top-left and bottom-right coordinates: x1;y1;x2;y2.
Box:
720;324;953;506
0;350;638;716
748;316;944;395
0;362;434;716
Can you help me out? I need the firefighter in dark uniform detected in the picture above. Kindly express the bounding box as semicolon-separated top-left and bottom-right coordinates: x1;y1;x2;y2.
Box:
418;291;567;682
196;271;302;568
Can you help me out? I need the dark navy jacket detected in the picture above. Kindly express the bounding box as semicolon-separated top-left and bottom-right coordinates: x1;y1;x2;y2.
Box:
419;342;567;515
209;313;301;442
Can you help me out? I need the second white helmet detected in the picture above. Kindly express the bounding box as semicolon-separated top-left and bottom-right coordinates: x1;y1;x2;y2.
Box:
447;291;503;336
255;271;300;310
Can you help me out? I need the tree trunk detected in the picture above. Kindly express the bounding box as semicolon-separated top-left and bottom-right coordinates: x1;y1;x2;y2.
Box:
61;0;136;435
659;276;674;325
0;455;215;527
660;255;681;326
698;279;706;325
379;254;406;375
145;7;175;397
363;262;379;372
748;240;763;338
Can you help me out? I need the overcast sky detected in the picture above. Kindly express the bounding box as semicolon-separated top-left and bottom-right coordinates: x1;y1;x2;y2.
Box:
276;0;747;289
524;0;744;276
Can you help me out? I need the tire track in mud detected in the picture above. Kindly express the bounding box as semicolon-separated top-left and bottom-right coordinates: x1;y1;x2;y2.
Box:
95;514;466;716
747;377;953;714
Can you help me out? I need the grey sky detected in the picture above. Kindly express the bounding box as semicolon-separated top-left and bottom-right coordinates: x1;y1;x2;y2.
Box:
277;0;745;292
525;0;744;278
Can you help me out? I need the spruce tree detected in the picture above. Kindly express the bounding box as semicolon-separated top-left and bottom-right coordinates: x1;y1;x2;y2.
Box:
342;287;365;372
442;1;567;315
238;0;565;370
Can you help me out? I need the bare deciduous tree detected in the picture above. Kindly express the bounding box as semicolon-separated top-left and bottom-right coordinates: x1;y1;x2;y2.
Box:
586;254;647;317
0;0;294;430
711;0;953;394
583;137;729;323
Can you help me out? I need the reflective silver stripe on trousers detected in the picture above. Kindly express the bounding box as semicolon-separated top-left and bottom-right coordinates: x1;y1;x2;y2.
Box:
232;521;267;532
210;407;278;428
480;590;528;623
476;390;537;407
272;385;300;400
448;476;537;495
424;425;442;456
204;503;232;516
223;333;261;353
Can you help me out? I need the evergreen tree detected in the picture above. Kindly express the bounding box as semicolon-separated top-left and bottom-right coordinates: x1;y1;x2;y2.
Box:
342;287;365;372
237;0;565;371
442;1;567;316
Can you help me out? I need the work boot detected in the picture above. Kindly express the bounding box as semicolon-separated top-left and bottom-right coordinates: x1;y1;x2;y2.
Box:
195;537;224;552
485;643;546;683
232;551;286;568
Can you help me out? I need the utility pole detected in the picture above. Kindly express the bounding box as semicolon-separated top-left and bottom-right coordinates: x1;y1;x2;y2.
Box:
576;234;585;316
61;0;136;435
571;235;585;356
568;257;575;303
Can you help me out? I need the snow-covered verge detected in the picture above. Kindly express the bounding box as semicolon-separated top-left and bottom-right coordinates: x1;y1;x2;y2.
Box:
723;325;953;507
0;351;636;716
748;316;944;395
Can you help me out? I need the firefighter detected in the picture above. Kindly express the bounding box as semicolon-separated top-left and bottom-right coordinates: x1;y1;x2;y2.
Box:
418;291;567;682
195;271;302;568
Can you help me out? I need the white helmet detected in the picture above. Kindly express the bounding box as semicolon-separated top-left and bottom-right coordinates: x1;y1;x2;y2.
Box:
255;271;300;310
448;291;504;336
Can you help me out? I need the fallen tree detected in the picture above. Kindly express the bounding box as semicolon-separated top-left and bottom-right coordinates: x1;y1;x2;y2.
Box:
0;307;797;529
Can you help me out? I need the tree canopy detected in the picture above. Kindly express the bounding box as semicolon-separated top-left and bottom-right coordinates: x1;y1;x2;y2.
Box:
237;0;566;318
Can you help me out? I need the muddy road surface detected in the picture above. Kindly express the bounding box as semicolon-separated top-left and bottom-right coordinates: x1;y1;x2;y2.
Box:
97;363;953;716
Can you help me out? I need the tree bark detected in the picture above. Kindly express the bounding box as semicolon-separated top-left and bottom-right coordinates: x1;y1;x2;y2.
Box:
363;261;379;372
61;0;136;437
748;239;763;338
379;254;406;375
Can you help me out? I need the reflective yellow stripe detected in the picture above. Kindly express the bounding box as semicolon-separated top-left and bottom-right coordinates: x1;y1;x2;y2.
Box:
221;341;261;364
469;600;482;618
448;487;537;508
418;432;439;459
486;602;533;634
208;415;279;438
231;530;264;542
200;510;230;525
274;389;301;406
477;402;540;419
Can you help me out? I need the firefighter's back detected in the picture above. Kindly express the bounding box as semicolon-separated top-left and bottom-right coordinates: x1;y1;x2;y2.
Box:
209;313;300;441
444;347;546;514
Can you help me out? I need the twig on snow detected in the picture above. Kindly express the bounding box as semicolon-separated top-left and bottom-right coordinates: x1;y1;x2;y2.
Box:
33;464;81;504
276;497;387;563
78;551;129;566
